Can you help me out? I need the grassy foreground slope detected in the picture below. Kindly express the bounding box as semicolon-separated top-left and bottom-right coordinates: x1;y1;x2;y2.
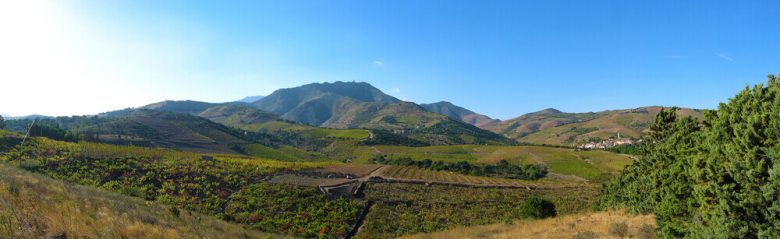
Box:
0;137;360;238
401;210;655;239
0;163;286;239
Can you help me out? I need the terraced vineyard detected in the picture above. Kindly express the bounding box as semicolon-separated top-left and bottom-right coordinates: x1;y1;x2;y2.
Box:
378;165;587;188
350;145;633;182
357;183;600;238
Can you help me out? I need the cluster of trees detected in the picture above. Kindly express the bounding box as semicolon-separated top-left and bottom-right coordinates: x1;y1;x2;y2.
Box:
598;75;780;238
416;120;514;145
359;129;430;147
28;124;79;142
370;155;548;180
0;115;5;129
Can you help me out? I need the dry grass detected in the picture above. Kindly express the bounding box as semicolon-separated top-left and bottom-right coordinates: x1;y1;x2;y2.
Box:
401;210;655;239
0;164;290;239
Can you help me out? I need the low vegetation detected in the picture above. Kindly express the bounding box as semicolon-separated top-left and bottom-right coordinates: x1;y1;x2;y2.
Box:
350;145;633;182
357;183;598;238
0;138;360;238
370;155;548;180
399;210;655;239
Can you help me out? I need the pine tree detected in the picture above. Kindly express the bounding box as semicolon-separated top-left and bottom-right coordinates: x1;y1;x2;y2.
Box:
689;75;780;238
600;74;780;238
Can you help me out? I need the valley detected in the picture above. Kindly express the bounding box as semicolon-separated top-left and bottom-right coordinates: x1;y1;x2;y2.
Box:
2;78;776;238
0;82;645;238
2;1;776;238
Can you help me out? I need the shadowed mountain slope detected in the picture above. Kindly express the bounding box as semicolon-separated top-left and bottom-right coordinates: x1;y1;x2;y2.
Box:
421;101;500;127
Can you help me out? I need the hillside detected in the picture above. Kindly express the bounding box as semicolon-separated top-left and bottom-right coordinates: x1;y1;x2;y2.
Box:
421;101;500;127
141;100;215;115
72;110;254;153
237;95;264;103
483;108;596;139
195;102;278;126
401;210;655;239
0;163;286;239
251;82;512;145
253;81;400;126
484;107;703;146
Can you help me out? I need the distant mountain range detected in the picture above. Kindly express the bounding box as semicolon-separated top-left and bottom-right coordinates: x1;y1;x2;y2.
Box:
136;82;511;146
5;81;704;148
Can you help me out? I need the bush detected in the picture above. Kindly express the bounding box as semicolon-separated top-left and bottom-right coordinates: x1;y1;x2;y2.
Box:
608;222;628;237
520;196;556;219
571;231;597;239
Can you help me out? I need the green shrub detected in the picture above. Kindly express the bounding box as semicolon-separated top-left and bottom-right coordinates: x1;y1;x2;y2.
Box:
520;196;556;219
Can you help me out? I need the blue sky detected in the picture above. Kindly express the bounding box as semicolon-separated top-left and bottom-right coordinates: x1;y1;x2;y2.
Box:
1;0;779;119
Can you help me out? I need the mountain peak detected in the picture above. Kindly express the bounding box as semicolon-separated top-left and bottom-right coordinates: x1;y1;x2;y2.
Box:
252;81;400;126
236;95;264;103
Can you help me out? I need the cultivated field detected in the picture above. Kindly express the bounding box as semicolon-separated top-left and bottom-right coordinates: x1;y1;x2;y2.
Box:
357;183;600;238
347;145;633;182
316;163;384;177
377;165;587;188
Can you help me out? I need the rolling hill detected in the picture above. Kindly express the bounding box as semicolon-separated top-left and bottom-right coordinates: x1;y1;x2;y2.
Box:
485;107;703;146
139;100;278;125
72;110;254;153
420;101;500;127
482;108;599;139
141;100;215;115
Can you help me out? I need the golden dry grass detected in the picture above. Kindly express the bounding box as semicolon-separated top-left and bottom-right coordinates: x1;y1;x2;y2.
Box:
0;164;290;239
401;210;655;239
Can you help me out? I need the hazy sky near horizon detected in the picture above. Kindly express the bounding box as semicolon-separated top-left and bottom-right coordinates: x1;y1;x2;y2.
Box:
1;0;779;119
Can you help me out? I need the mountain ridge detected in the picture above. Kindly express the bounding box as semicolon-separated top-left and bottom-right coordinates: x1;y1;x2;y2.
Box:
420;101;500;128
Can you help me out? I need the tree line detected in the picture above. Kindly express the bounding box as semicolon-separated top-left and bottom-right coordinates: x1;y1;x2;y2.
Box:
370;155;548;180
